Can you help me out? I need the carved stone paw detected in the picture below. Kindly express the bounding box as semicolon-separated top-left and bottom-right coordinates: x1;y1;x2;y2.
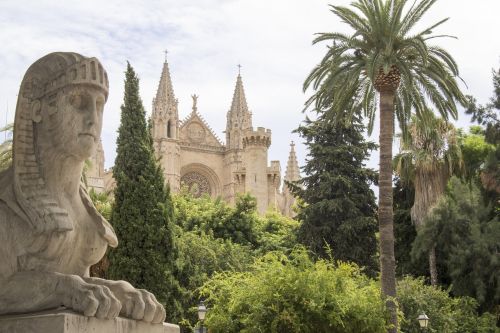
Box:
105;280;166;324
58;275;122;319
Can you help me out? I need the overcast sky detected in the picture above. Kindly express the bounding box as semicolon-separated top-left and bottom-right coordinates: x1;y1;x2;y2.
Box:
1;0;499;173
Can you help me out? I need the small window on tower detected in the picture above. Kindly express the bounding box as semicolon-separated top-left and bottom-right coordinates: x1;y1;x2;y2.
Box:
255;174;257;183
167;120;172;138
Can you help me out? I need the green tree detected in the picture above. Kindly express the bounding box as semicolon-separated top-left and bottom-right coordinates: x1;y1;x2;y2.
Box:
459;127;496;184
412;177;500;314
174;192;259;247
304;1;467;329
393;178;429;278
172;192;299;331
174;191;299;254
465;66;499;222
107;63;178;318
398;276;498;333
89;188;113;220
394;113;462;285
254;209;300;254
466;66;500;145
0;123;13;171
201;248;389;333
289;111;379;276
174;229;254;331
89;189;114;278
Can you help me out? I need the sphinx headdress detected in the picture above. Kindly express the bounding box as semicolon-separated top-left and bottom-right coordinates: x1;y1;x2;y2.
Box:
12;52;110;235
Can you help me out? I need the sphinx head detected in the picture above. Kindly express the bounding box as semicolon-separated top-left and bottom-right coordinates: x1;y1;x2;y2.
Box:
12;52;109;233
22;53;109;160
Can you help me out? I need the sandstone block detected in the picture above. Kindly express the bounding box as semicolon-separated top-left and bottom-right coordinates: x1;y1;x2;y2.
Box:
0;310;180;333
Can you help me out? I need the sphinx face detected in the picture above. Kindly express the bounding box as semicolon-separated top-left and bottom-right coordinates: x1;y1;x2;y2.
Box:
40;85;106;160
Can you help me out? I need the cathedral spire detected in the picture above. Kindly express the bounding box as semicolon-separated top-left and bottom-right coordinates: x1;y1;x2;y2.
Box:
229;73;250;117
226;70;253;149
152;54;179;141
284;141;300;182
153;56;177;117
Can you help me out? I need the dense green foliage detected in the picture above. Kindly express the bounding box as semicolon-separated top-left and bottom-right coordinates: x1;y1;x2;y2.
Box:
174;192;299;252
89;189;113;220
88;189;113;278
289;111;379;275
466;67;500;145
412;177;500;314
466;66;499;210
393;179;428;278
394;113;463;196
174;229;254;330
459;127;496;183
107;63;178;316
201;248;389;333
394;113;463;285
394;123;499;321
175;192;258;246
255;209;300;254
398;277;498;333
197;247;498;333
172;192;299;330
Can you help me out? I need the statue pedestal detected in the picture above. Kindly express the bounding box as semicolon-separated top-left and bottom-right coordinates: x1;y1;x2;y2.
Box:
0;309;180;333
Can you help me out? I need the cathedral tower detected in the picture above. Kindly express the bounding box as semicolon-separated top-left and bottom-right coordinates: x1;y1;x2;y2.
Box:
242;127;271;214
151;55;181;191
223;72;253;203
282;141;300;216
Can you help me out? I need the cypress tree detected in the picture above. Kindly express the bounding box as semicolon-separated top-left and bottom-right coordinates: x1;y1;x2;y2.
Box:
289;112;379;275
108;63;176;312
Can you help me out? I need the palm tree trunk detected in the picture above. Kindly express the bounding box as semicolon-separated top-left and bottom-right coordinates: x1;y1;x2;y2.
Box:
412;169;447;286
429;246;438;286
379;90;398;333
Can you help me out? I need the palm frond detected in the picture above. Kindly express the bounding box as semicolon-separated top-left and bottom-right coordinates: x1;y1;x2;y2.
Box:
304;0;465;138
399;0;437;36
415;17;450;37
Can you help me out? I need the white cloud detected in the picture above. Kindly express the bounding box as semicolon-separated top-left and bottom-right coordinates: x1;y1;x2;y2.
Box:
0;0;499;174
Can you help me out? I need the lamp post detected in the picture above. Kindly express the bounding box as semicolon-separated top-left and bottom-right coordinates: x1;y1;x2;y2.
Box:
198;300;207;333
417;312;429;330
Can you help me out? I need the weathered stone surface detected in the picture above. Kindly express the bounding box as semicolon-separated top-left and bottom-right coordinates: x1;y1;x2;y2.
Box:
0;310;180;333
0;52;168;325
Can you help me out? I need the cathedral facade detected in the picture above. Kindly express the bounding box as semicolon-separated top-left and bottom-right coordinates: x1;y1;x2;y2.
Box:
89;59;300;216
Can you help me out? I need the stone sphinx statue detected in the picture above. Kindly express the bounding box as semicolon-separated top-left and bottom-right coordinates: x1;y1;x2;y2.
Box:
0;52;166;324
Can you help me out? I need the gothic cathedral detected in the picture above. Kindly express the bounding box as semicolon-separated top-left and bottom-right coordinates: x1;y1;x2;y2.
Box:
88;58;300;216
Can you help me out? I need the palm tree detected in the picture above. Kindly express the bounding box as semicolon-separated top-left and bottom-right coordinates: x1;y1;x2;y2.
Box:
0;123;13;172
394;112;463;286
304;1;466;331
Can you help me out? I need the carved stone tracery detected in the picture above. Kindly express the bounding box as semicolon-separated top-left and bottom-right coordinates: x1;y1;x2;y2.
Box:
181;172;211;197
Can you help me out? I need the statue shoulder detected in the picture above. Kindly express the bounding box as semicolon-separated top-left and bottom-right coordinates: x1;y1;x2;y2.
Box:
79;185;118;248
0;167;30;226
